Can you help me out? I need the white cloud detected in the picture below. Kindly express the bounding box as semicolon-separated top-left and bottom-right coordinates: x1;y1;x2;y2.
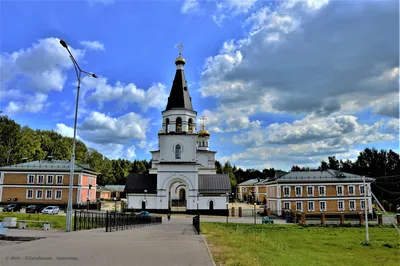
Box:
80;40;105;51
4;93;49;114
211;0;257;26
181;0;199;13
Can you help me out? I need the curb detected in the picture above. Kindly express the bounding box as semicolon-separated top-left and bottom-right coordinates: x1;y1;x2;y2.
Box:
201;233;217;266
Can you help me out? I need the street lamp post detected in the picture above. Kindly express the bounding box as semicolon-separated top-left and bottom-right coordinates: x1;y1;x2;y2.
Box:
60;39;97;232
114;197;117;212
197;192;199;215
144;190;147;210
254;203;257;225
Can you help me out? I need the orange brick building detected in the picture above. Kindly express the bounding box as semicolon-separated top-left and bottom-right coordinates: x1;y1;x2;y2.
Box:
237;178;267;203
0;158;98;207
261;170;374;216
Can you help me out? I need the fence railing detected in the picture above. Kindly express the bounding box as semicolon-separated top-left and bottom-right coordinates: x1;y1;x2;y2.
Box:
106;212;162;232
193;215;200;234
74;210;107;231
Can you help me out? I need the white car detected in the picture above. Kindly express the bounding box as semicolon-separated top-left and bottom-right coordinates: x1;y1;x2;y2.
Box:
41;206;60;215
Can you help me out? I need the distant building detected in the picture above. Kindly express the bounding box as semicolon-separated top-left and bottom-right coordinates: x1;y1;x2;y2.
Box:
0;157;97;207
96;185;112;200
104;185;126;199
237;178;267;203
260;170;374;216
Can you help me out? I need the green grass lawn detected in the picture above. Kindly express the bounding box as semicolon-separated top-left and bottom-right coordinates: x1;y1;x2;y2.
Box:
201;222;400;266
0;212;69;230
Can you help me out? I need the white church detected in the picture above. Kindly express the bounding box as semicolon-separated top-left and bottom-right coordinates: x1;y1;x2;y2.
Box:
125;46;231;215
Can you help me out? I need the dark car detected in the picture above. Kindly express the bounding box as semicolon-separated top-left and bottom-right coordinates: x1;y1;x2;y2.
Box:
2;204;22;212
138;211;150;217
26;205;44;214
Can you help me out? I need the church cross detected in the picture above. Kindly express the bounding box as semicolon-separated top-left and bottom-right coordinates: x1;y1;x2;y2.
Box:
200;115;207;130
178;43;183;57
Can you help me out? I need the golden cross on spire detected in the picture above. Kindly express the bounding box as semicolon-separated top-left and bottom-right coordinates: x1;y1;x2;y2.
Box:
200;115;207;130
178;43;183;57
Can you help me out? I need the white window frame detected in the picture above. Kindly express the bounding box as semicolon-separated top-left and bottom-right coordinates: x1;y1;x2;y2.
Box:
319;201;327;212
338;200;345;211
295;186;302;197
283;186;291;197
26;189;34;199
349;200;356;211
359;185;365;195
308;201;315;212
27;174;35;184
37;175;44;184
284;202;290;210
336;185;344;196
348;185;355;196
56;175;63;184
45;190;52;199
318;186;326;196
46;175;54;184
36;190;43;199
307;186;314;196
360;200;365;210
55;190;62;200
296;201;303;211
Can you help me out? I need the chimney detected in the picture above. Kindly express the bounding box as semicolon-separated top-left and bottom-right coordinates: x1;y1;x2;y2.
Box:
47;156;53;162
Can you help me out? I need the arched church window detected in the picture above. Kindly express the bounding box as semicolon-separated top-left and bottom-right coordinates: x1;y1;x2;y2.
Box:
176;117;182;133
165;118;169;134
175;144;181;159
188;118;193;133
209;200;214;211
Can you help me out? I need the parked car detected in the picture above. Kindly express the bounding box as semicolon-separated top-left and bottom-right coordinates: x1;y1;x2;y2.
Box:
262;216;274;224
2;204;22;212
138;211;150;217
26;205;44;214
41;206;60;215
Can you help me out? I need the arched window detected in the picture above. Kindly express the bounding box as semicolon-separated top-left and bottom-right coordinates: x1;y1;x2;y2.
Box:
165;118;169;134
176;117;182;132
188;118;193;133
175;144;181;159
209;201;214;211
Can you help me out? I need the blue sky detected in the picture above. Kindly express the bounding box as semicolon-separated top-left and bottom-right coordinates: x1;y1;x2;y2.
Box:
1;0;399;171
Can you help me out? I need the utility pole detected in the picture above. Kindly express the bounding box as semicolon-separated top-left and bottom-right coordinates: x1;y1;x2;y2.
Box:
363;176;369;243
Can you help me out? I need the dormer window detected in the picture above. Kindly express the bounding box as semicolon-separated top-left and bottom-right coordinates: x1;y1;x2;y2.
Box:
175;144;181;159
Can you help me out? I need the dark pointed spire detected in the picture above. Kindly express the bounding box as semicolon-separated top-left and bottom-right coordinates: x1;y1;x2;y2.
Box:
165;44;193;111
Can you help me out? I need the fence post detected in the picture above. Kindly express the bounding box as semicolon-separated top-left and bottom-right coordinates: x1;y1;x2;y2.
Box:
231;207;235;217
74;209;77;231
397;214;400;224
79;211;82;230
301;211;306;225
267;208;271;217
359;212;364;225
340;212;345;226
295;212;300;224
377;213;382;226
106;211;109;232
321;212;326;225
239;207;242;217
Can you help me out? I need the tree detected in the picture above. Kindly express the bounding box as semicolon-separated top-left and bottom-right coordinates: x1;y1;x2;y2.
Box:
328;156;339;170
0;116;22;166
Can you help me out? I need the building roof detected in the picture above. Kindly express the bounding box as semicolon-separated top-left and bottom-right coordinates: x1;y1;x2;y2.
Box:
104;185;125;191
267;169;374;183
165;64;193;111
199;174;231;194
238;178;266;186
0;159;97;174
124;173;157;194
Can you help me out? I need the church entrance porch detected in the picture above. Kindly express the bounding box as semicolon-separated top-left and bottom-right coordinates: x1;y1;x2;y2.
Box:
169;181;187;213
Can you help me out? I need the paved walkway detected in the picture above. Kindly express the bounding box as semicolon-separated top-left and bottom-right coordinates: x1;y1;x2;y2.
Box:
0;218;214;266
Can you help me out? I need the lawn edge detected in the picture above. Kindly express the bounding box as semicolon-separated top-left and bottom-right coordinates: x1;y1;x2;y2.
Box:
201;233;217;266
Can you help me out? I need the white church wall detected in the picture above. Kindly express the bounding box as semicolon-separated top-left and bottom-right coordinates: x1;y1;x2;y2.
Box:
127;194;158;210
159;135;197;162
198;196;227;210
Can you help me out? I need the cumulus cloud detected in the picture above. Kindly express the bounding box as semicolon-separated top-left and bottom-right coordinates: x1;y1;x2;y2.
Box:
181;0;199;13
4;93;49;114
80;40;105;51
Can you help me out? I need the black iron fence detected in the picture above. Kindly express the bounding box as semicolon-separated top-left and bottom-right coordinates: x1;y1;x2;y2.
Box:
106;212;162;232
74;210;107;231
193;215;200;234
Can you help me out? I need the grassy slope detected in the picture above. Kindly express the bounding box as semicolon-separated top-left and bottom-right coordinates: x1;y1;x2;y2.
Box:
201;223;400;266
0;213;68;230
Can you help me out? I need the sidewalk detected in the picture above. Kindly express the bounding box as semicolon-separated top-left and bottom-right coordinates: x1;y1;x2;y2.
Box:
0;218;213;266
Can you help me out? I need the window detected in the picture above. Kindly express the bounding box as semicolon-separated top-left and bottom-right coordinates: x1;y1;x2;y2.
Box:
47;175;54;184
175;144;181;159
243;187;247;192
307;186;314;196
308;201;315;211
295;186;302;197
296;201;303;211
359;185;365;195
27;175;35;184
338;200;344;211
349;200;356;211
284;202;290;210
283;187;291;197
319;201;327;211
318;186;326;196
55;190;62;200
56;175;63;184
26;189;33;199
36;190;43;199
336;186;344;196
360;200;366;210
45;190;52;199
348;185;355;196
37;175;44;184
176;117;182;132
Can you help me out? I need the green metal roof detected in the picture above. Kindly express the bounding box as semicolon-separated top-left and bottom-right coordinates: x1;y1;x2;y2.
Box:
0;160;97;174
104;185;125;191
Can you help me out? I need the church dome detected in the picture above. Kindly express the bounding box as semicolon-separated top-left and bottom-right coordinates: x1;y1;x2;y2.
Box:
175;57;186;65
198;128;210;138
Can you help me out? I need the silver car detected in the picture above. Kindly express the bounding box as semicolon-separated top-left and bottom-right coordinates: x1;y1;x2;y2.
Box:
41;206;60;215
